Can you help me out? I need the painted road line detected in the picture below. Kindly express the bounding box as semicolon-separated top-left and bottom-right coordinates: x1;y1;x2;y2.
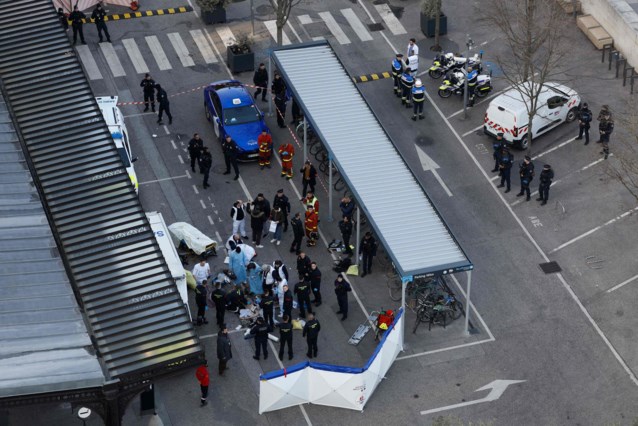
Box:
199;199;207;209
203;28;232;77
138;174;188;185
190;29;218;64
462;124;484;137
146;35;172;70
122;38;149;74
170;139;177;150
75;45;102;80
264;20;291;45
318;11;351;45
298;14;313;25
168;33;195;67
208;215;214;225
341;8;373;41
549;205;638;254
374;3;407;35
215;25;236;47
177;154;184;164
192;184;199;194
312;36;325;41
532;137;576;160
607;273;638;294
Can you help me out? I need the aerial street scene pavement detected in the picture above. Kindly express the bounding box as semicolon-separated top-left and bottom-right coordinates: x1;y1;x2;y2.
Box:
1;0;638;424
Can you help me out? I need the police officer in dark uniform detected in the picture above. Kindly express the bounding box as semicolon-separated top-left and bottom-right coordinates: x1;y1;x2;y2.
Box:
391;53;404;97
290;212;304;254
250;317;271;360
338;216;353;255
308;262;322;306
334;274;352;321
282;284;294;319
68;5;86;45
273;189;290;232
517;155;535;201
140;74;156;112
277;315;294;360
296;252;311;280
222;135;240;180
491;133;504;172
600;117;614;160
91;3;111;43
496;147;513;193
272;72;287;128
259;289;275;328
302;313;321;359
188;133;204;173
155;84;172;125
400;68;414;107
195;280;209;326
200;147;212;189
466;66;478;107
211;282;225;327
253;63;269;102
537;164;554;206
576;102;592;145
57;8;69;31
294;279;313;319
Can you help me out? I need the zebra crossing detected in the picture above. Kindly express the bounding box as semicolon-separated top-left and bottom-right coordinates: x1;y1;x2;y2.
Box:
77;7;409;80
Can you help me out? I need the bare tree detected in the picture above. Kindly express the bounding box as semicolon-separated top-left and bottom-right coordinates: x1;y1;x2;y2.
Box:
604;101;638;201
422;0;443;52
268;0;302;46
479;0;570;152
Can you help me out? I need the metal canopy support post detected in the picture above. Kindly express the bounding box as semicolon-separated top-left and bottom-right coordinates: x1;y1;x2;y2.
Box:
355;207;361;266
400;275;411;351
464;270;473;336
328;154;334;222
303;118;308;162
463;34;473;119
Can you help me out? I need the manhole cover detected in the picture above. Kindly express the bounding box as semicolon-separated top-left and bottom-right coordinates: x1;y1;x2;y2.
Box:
539;261;562;274
367;23;384;32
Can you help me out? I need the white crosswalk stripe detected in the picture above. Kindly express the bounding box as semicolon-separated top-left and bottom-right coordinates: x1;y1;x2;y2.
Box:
297;14;313;25
340;8;373;41
264;20;291;45
215;25;236;47
167;33;195;67
374;4;407;35
75;45;103;80
99;43;126;77
122;38;149;74
190;29;218;64
318;11;351;45
145;35;172;70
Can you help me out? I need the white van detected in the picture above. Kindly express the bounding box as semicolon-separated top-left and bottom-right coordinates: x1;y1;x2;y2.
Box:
96;96;139;193
484;82;581;149
146;211;191;319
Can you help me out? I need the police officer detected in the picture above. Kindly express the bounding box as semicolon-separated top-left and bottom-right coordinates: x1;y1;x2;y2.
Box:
302;313;321;359
155;84;172;125
259;288;275;328
91;3;111;43
250;317;271;360
411;79;426;121
496;147;514;193
273;189;290;232
294;279;313;318
400;68;415;107
211;282;225;327
466;66;478;107
537;164;554;206
517;155;535;201
253;62;269;102
491;133;504;172
277;315;294;360
222;135;240;180
338;216;353;255
391;53;404;97
282;284;294;319
576;102;592;145
272;72;287;128
296;251;312;280
334;274;352;321
600;116;614;160
195;280;208;326
140;74;156;112
596;105;612;143
68;5;86;45
200;147;212;189
308;262;322;306
290;212;304;254
188;133;204;173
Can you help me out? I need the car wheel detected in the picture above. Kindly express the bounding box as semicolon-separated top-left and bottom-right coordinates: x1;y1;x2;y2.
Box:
518;135;529;150
566;107;578;123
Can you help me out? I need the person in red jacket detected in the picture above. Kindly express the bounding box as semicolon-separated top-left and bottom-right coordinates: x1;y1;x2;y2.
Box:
257;130;273;170
278;142;295;179
304;205;318;247
195;360;210;406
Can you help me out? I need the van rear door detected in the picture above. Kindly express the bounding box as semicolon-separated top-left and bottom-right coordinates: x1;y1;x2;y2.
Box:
485;103;516;141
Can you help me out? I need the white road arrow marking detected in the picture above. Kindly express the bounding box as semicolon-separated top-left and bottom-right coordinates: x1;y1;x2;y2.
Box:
420;379;526;415
416;145;453;197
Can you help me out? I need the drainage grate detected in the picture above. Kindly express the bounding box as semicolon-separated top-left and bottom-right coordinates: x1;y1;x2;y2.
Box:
367;23;385;32
539;261;562;274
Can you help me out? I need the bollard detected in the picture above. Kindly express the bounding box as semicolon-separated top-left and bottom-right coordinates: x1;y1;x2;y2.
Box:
616;58;626;79
601;43;613;64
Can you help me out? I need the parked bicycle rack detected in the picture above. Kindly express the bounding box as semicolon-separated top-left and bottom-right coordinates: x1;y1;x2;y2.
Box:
602;42;637;94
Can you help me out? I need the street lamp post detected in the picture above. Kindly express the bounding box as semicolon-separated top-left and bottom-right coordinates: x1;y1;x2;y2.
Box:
463;35;474;119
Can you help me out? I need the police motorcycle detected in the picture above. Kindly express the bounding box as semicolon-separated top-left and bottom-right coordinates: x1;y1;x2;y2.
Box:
437;68;493;99
428;52;483;79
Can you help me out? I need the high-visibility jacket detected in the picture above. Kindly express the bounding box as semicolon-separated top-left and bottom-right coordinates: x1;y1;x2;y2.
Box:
400;72;414;90
391;58;403;77
412;86;426;102
278;143;295;164
303;195;319;213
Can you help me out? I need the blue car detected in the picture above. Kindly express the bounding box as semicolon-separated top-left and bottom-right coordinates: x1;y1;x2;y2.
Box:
204;80;270;161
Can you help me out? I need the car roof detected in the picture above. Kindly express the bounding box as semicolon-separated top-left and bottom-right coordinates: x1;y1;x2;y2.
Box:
490;82;576;114
208;80;253;109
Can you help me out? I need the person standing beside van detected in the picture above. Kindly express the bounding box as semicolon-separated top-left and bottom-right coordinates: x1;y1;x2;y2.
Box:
516;156;535;201
497;147;513;193
140;74;156;112
576;103;592;145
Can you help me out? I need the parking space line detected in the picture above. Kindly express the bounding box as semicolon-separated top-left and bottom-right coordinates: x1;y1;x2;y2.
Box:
199;199;207;209
607;273;638;294
208;215;214;225
192;184;199;194
138;174;188;185
532;137;576;160
287;21;303;43
185;170;191;179
447;93;501;119
549;205;638;254
170;139;177;149
177;155;184;164
462;124;483;137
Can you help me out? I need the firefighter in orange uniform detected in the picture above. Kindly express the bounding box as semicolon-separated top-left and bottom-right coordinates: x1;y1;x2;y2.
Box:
257;130;272;170
301;191;319;218
278;141;295;179
304;205;318;247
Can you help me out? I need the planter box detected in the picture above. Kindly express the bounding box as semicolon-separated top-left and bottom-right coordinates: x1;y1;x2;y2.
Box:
201;7;226;24
227;46;255;73
420;12;447;38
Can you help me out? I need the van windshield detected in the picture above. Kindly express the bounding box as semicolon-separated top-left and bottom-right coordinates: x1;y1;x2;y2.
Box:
118;147;131;167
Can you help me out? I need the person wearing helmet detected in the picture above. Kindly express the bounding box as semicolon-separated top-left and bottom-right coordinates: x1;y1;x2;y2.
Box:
400;68;415;107
391;53;405;97
466;66;479;107
411;79;426;121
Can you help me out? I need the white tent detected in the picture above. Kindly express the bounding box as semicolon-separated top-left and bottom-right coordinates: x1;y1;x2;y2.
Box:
54;0;132;13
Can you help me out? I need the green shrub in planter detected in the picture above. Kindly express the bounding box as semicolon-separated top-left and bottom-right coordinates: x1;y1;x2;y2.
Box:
227;32;255;73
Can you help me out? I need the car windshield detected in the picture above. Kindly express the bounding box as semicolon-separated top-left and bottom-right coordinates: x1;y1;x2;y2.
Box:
224;105;261;126
117;147;131;167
